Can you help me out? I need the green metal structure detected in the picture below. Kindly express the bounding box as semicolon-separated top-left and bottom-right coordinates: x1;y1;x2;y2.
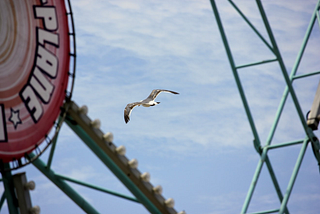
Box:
0;100;182;214
1;1;319;213
210;1;320;214
0;1;183;212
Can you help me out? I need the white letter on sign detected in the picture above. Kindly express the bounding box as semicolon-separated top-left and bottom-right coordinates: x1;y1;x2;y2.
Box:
36;45;58;78
34;7;58;31
21;86;43;123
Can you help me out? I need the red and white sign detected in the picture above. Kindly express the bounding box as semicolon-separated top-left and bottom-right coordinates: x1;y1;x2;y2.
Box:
0;0;70;162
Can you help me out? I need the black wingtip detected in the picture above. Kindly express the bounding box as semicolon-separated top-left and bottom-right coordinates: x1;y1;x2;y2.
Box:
170;90;179;95
124;115;130;123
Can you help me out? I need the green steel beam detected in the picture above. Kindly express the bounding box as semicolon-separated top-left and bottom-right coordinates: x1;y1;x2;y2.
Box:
236;59;277;69
0;191;6;211
264;156;288;214
248;208;279;214
266;139;304;150
316;8;320;28
209;0;262;153
241;147;268;213
265;0;320;147
47;116;64;169
64;101;176;214
29;152;100;214
279;138;309;214
228;0;274;53
210;1;320;214
256;0;309;136
55;174;139;203
1;163;19;214
210;2;290;213
292;70;320;80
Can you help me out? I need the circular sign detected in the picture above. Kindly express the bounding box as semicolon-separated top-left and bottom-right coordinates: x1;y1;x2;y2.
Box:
0;0;70;162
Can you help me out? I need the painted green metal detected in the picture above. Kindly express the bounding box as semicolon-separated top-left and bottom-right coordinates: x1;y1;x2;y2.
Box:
279;138;309;213
64;116;163;214
0;191;6;211
29;152;100;214
236;58;277;69
248;208;279;214
265;0;320;147
55;174;140;203
266;139;304;150
209;0;320;213
256;0;308;134
240;147;268;214
228;0;274;52
209;0;262;153
1;163;19;214
63;101;177;214
47;116;64;169
292;70;320;80
316;8;320;28
264;156;287;213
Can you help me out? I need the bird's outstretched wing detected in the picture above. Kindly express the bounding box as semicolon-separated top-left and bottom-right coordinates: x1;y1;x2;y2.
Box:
124;102;142;123
147;89;179;100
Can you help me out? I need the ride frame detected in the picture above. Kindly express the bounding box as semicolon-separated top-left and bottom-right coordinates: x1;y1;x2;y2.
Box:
0;1;181;214
210;1;320;214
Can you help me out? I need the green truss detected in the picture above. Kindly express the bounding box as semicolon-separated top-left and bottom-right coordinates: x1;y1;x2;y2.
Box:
210;1;320;214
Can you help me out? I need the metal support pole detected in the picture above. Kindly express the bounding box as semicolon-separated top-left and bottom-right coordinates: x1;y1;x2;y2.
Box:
64;118;162;214
29;153;100;214
241;147;267;213
0;191;6;211
55;174;139;203
209;0;262;153
265;0;320;146
279;138;309;214
265;157;289;214
256;0;309;135
1;163;19;214
47;116;64;169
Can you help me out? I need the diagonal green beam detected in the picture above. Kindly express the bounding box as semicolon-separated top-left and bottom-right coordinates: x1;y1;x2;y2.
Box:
47;115;65;169
0;191;6;211
256;0;307;131
228;0;274;53
316;9;320;28
29;153;100;214
1;163;19;214
292;70;320;80
279;138;309;214
64;117;163;214
210;0;262;152
55;174;140;203
64;101;178;214
265;156;289;214
241;147;268;213
263;0;320;147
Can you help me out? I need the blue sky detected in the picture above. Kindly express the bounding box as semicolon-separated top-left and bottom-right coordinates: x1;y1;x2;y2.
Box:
2;0;320;213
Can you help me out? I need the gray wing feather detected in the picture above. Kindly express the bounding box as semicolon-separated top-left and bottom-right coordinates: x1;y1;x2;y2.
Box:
147;89;179;100
124;102;142;123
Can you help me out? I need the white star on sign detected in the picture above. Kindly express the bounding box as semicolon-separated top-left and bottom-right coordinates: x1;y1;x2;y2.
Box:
9;108;22;129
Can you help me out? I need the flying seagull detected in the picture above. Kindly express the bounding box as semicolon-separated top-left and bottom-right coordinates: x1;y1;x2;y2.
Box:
124;89;179;123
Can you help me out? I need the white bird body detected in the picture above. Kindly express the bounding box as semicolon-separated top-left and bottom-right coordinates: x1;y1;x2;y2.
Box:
124;89;179;123
141;100;159;107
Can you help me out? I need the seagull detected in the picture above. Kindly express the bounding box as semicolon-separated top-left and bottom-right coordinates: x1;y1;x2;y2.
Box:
124;89;179;123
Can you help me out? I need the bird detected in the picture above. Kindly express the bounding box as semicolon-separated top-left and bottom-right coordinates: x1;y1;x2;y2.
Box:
124;89;179;123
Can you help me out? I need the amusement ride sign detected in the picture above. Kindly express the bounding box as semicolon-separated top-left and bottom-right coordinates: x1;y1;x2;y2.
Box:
0;0;70;163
